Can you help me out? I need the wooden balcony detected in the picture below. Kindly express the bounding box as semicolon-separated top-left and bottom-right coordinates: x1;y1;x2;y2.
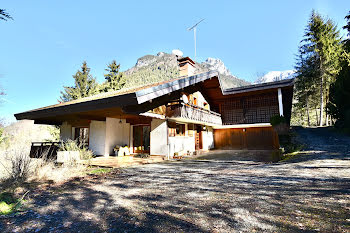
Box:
166;102;222;125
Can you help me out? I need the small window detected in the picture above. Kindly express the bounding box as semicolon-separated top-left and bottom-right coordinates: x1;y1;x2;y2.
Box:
176;123;185;136
74;127;89;146
168;122;185;137
193;97;197;106
188;123;194;137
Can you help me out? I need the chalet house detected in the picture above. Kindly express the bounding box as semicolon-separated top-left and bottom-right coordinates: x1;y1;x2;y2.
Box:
15;57;294;158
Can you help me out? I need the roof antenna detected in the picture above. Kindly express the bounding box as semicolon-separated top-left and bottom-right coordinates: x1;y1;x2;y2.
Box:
188;19;204;62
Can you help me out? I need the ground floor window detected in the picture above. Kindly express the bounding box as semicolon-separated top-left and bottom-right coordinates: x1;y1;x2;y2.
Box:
188;123;195;137
74;127;89;146
168;122;185;136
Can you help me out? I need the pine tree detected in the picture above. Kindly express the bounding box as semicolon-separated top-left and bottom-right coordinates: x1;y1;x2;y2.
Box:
101;60;125;92
60;61;99;102
295;10;342;126
327;11;350;129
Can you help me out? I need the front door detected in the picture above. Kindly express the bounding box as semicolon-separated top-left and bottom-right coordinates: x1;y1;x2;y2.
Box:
195;125;203;150
133;125;150;153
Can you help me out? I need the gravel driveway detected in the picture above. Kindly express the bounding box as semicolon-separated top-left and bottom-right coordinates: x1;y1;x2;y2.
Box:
1;127;350;232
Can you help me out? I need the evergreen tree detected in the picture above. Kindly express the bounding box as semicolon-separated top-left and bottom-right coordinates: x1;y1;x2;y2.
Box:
60;61;99;102
101;60;125;92
0;9;12;21
294;49;319;126
327;11;350;129
295;10;342;126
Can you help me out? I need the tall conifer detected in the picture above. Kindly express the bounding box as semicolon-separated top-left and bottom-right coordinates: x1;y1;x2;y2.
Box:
295;10;342;126
101;60;125;92
60;62;99;102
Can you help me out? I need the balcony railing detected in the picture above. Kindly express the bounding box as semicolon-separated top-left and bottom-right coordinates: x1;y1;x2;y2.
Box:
166;102;222;125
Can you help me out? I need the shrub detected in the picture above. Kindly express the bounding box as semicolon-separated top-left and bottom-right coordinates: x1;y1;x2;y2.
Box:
58;139;80;151
2;145;32;185
0;192;20;215
270;115;286;126
58;139;94;160
79;147;93;160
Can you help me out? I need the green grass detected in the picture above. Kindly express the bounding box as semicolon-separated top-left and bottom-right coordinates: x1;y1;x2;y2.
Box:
0;192;21;215
87;168;112;175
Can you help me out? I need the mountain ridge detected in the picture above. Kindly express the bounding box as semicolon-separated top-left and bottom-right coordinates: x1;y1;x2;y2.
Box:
122;52;250;90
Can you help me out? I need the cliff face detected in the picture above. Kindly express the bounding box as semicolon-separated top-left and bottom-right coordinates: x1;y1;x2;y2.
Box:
123;52;250;89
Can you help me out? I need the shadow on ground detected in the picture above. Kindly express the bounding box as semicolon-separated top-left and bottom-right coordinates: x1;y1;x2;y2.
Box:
1;127;349;232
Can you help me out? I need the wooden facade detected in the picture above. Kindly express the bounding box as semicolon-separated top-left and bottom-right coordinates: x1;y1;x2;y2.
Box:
220;93;279;125
213;127;279;150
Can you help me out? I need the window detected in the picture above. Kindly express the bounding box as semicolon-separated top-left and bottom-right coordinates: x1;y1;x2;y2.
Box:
193;97;197;106
176;124;185;136
203;102;209;110
188;123;195;137
74;127;89;145
168;122;186;137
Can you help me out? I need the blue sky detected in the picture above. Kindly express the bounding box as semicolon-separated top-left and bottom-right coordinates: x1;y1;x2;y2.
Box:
0;0;349;123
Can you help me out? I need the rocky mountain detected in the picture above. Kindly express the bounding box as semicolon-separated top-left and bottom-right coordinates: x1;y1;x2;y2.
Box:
200;57;250;88
254;70;296;84
123;52;250;89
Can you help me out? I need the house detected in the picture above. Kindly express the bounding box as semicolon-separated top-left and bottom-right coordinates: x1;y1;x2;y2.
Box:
15;57;294;158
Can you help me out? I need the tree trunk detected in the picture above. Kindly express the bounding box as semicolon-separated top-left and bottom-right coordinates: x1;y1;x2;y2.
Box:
306;96;310;126
325;86;330;126
319;76;324;127
316;109;319;126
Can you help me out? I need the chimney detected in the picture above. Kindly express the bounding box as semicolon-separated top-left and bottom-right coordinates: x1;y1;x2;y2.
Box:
178;57;196;77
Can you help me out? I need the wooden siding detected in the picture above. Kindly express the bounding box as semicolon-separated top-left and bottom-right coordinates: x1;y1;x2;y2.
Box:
214;127;279;150
220;93;279;125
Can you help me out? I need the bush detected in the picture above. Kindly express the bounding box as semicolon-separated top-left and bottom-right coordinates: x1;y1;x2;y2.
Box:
79;147;93;160
0;192;21;215
1;145;32;185
58;139;80;151
270;115;286;126
58;139;93;160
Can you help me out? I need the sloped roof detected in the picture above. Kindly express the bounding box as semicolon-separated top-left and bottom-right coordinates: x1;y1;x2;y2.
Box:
15;71;295;122
15;71;219;120
222;78;295;95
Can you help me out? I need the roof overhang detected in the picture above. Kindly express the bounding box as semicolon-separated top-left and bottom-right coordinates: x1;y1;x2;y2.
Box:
135;70;218;104
14;71;219;123
222;78;295;95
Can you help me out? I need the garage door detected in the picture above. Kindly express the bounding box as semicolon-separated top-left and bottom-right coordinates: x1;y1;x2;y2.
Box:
214;127;279;150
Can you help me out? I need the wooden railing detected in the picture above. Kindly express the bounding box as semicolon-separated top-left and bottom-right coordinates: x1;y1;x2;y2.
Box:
30;142;61;159
166;102;222;125
30;141;89;159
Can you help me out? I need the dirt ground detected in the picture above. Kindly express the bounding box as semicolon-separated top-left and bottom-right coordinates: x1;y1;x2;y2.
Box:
1;127;350;232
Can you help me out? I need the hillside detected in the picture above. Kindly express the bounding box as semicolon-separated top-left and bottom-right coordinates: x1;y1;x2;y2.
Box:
122;52;250;90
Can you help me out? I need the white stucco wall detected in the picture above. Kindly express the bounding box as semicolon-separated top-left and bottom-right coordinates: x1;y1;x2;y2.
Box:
168;136;195;157
150;119;168;156
193;91;210;109
105;118;130;156
202;126;214;150
89;120;106;156
60;122;72;141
